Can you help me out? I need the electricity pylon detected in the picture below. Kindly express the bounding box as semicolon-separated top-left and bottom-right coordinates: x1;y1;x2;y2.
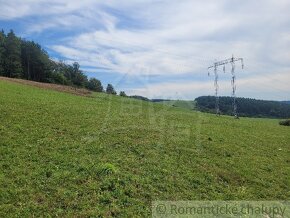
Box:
208;55;244;118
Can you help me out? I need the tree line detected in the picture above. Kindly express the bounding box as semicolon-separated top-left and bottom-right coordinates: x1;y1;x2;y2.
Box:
0;29;126;95
195;96;290;119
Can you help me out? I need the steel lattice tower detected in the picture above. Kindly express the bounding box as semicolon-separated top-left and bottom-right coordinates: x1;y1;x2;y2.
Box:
208;55;244;118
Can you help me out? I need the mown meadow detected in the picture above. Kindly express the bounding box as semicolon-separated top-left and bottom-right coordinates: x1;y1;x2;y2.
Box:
0;80;289;217
156;100;196;111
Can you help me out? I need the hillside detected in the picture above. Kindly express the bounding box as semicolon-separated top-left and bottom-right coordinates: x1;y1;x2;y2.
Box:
154;99;196;111
0;77;92;97
0;79;290;216
195;96;290;118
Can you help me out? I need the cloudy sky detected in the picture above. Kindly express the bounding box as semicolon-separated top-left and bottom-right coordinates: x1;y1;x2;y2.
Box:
0;0;289;100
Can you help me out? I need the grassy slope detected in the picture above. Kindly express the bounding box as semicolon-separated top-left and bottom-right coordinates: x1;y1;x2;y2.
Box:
156;100;196;110
0;80;289;217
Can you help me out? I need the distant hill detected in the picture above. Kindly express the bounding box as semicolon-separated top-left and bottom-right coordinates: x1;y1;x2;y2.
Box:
195;96;290;118
151;99;171;102
129;95;150;101
281;101;290;105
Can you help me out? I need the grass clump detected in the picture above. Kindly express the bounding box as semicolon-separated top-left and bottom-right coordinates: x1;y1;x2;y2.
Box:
279;119;290;126
97;163;118;176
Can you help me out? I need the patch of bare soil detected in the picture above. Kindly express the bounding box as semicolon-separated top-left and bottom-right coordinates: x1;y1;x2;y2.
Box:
0;76;92;97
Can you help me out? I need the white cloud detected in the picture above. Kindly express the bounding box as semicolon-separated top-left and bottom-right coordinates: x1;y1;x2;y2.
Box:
46;0;290;76
1;0;290;99
126;72;290;100
0;0;99;19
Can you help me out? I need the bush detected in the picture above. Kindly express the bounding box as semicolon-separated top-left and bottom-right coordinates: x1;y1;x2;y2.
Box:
87;78;103;92
48;72;68;85
279;120;290;126
119;91;127;97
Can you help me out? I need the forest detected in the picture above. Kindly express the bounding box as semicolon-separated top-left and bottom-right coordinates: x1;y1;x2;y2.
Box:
195;96;290;118
0;30;109;93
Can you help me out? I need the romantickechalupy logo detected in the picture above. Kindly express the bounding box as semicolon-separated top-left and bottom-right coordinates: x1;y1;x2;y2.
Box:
152;201;290;218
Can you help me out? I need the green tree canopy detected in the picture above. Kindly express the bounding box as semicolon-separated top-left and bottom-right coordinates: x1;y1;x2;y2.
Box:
21;40;51;81
0;29;110;93
195;96;290;118
106;84;116;95
4;30;23;78
87;78;103;92
0;30;5;76
119;91;127;97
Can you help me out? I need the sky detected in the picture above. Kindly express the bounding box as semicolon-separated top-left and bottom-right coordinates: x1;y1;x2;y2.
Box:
0;0;289;100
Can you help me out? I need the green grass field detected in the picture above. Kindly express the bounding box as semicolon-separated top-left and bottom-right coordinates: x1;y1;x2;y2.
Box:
156;100;196;111
0;80;289;217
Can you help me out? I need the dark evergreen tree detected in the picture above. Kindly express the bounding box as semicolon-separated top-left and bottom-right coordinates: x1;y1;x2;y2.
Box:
21;40;51;81
0;30;5;76
106;84;116;95
4;30;23;78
